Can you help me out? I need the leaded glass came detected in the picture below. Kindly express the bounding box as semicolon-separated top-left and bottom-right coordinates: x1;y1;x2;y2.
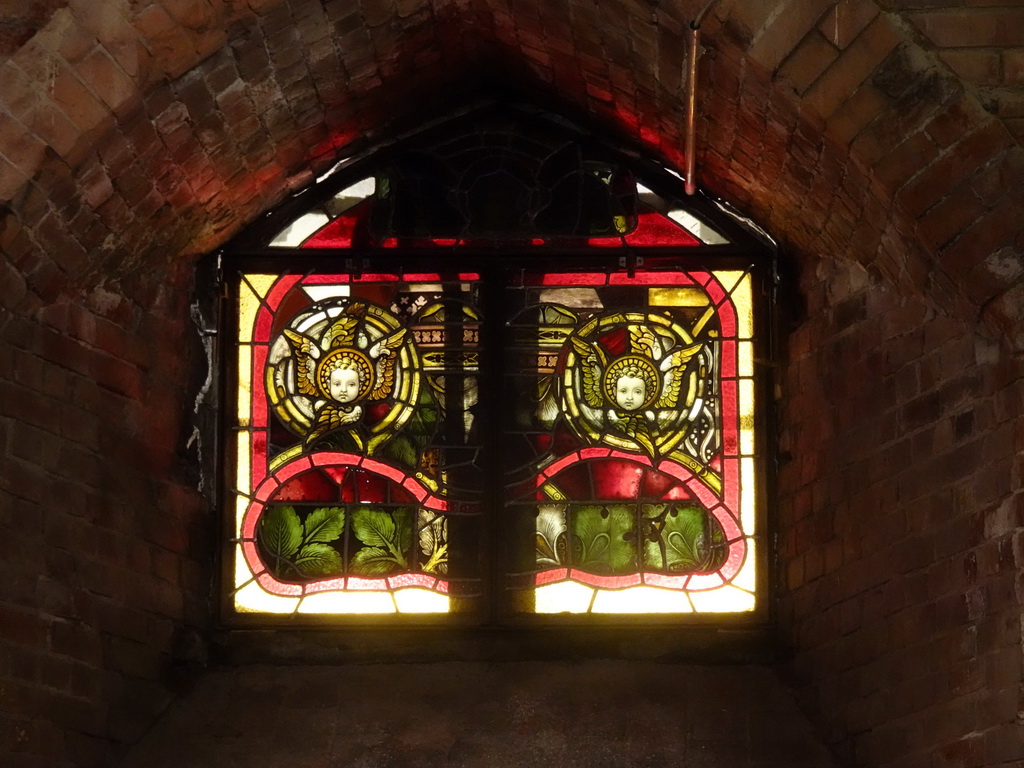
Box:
222;104;769;620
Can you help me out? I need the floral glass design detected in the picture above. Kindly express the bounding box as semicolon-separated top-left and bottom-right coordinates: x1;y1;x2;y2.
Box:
230;268;758;616
502;270;757;613
232;273;483;614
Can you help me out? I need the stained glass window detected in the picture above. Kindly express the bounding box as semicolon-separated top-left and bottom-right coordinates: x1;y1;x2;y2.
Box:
223;105;769;621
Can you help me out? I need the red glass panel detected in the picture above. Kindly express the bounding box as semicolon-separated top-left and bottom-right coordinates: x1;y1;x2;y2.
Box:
301;200;372;248
536;568;569;585
251;345;269;427
304;577;347;594
718;510;743;543
254;307;273;342
717;298;737;337
257;571;303;596
704;278;726;305
571;571;642;588
624;210;700;246
720;339;737;378
607;271;695;285
644;573;689;589
273;470;337;502
347;576;388;590
265;275;303;314
720;380;738;454
299;203;700;250
639;467;677;499
303;274;352;284
388;574;437;590
591;461;645;499
272;455;313;482
723;457;740;513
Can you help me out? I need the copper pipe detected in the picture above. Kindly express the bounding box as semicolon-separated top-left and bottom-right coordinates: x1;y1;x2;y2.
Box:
684;22;700;196
684;0;717;196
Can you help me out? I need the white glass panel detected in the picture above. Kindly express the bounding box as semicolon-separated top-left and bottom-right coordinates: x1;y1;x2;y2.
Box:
269;212;330;247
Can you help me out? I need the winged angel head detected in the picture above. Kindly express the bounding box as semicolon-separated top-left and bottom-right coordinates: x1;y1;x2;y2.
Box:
281;303;406;447
569;324;702;456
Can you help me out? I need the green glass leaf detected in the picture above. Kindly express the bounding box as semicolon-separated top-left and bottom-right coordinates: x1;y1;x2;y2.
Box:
258;505;302;559
393;508;413;553
303;506;345;545
350;546;401;574
407;397;438;438
379;435;418;468
644;504;725;573
294;543;343;577
352;507;397;549
572;504;635;573
352;507;410;567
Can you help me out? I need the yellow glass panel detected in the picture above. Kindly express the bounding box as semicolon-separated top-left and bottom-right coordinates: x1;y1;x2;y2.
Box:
297;591;397;614
233;541;254;589
394;588;450;613
732;539;757;592
237;345;252;427
235;496;248;538
739;379;755;456
738;341;754;378
245;274;279;300
648;287;709;307
235;432;250;496
592;586;692;613
235;582;299;614
732;273;754;340
741;457;757;533
689;585;755;613
237;281;260;344
535;581;595;613
712;270;743;294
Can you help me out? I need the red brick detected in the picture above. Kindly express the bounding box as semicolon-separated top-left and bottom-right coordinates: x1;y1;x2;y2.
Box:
898;122;1014;216
916;181;988;251
748;0;835;72
939;49;1002;87
873;130;940;189
804;14;901;118
818;0;879;50
780;31;840;94
939;187;1024;282
826;83;887;144
76;47;137;115
910;8;1024;48
49;62;110;134
1005;49;1024;86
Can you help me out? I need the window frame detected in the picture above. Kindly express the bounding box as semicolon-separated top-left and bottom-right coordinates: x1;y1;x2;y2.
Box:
212;108;778;632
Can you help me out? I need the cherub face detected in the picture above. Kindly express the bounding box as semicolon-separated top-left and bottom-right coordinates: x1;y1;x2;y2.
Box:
614;375;646;411
328;367;361;403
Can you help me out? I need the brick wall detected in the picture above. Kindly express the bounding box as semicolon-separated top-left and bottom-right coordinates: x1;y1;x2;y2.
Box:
0;259;209;765
778;258;1024;766
1;0;1022;766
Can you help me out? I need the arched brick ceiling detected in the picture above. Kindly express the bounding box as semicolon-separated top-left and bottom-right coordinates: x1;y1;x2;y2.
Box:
1;0;1022;346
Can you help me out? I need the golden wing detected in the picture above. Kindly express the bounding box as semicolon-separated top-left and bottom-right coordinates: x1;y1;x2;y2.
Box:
324;316;360;349
369;328;407;399
283;328;319;397
629;325;660;360
656;343;702;408
570;336;607;408
305;404;362;446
